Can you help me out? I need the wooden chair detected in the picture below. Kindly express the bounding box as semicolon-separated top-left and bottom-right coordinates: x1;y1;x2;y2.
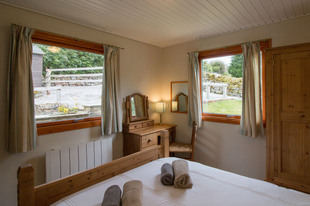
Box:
169;122;198;161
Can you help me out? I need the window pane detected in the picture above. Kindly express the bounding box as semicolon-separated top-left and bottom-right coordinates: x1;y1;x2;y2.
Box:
32;44;104;123
201;54;243;116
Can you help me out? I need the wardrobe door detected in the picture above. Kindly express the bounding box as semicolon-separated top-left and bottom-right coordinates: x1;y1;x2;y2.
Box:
266;43;310;193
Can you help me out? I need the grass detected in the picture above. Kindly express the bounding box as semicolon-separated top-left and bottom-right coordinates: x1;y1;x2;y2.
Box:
203;99;242;115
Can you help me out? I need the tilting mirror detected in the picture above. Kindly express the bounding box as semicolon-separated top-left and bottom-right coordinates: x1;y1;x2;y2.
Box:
125;93;149;123
176;93;188;112
171;81;188;113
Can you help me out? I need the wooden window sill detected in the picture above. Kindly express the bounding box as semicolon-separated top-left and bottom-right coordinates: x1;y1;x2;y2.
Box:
202;114;266;127
37;117;101;135
202;114;240;125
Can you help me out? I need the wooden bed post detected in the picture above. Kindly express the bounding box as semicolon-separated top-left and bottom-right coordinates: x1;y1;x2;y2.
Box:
17;164;35;206
161;130;169;157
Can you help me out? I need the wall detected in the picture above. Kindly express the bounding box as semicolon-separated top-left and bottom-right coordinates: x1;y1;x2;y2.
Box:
0;4;162;205
161;15;310;180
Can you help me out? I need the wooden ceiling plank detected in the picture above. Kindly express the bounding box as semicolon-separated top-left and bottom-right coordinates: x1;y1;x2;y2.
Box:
211;0;245;28
122;0;177;28
282;0;297;17
71;0;141;35
272;0;290;20
250;0;274;24
302;0;310;14
259;0;281;22
78;0;170;46
102;0;168;29
196;0;236;32
219;0;251;27
238;0;265;25
229;0;257;26
292;0;306;15
174;0;219;27
140;0;191;31
146;0;201;32
292;0;305;16
177;0;225;34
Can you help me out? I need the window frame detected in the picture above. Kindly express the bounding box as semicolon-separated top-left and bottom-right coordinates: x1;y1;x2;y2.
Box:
199;39;271;124
32;30;104;135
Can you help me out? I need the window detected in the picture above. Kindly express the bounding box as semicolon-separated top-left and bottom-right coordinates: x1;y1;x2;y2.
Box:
199;40;271;124
31;31;104;135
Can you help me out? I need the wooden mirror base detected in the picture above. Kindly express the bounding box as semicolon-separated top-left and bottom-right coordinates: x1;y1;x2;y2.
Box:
123;119;154;132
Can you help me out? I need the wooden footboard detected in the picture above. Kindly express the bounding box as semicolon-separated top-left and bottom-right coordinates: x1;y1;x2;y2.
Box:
18;130;169;206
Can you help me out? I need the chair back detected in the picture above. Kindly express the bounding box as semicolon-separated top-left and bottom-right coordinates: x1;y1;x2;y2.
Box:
190;122;198;160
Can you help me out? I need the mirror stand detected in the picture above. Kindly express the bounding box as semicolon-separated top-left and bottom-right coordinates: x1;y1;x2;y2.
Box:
125;93;149;124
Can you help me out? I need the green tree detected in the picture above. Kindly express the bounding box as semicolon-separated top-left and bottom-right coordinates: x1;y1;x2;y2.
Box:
228;54;243;78
210;61;226;75
35;44;104;76
202;61;212;72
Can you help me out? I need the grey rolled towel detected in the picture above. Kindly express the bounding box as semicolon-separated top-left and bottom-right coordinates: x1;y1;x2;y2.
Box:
102;185;122;206
172;160;193;189
122;180;143;206
161;163;174;185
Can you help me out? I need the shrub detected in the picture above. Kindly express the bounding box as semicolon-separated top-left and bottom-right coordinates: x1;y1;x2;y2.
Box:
203;72;242;97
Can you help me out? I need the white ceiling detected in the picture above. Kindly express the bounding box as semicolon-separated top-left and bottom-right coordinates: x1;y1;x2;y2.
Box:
1;0;310;47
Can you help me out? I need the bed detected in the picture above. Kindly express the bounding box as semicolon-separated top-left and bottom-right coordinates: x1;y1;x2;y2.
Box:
17;131;310;206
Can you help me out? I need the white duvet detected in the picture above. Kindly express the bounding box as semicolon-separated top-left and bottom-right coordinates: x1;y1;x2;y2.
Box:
53;157;310;206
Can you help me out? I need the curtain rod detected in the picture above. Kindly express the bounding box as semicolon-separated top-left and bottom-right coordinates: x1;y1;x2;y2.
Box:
13;24;125;50
187;38;270;54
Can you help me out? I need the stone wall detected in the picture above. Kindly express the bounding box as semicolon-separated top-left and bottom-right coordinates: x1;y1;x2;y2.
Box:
49;75;102;86
35;103;101;123
203;73;242;97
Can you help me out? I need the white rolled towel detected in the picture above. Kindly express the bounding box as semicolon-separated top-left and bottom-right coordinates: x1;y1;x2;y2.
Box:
122;180;143;206
172;160;193;189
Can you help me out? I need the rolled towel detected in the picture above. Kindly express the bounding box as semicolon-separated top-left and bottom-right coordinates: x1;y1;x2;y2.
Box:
102;185;121;206
172;160;193;189
122;180;143;206
161;163;174;185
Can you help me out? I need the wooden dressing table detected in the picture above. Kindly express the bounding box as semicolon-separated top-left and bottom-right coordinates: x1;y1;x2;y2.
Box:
122;93;176;156
123;119;176;156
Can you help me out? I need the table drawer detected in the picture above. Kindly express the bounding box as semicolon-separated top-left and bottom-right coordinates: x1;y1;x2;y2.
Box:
143;121;154;128
129;123;142;130
141;133;159;149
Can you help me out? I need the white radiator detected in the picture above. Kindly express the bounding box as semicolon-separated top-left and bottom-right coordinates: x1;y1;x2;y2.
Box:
46;138;113;182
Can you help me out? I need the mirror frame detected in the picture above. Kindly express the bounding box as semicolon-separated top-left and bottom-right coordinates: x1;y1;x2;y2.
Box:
170;81;188;114
125;93;149;123
176;92;188;112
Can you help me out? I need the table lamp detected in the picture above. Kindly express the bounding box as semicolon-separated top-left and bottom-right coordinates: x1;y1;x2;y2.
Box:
155;102;166;124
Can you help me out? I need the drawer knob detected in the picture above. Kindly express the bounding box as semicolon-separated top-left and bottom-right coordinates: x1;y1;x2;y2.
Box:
147;139;152;143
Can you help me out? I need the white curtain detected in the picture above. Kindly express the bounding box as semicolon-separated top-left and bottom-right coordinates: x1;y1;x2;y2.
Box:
188;52;202;128
7;24;36;152
101;45;122;135
241;42;264;137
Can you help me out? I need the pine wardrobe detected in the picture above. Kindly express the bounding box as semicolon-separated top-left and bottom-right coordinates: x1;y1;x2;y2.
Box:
266;42;310;193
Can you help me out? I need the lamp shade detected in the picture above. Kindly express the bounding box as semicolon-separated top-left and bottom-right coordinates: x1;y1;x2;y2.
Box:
155;102;166;113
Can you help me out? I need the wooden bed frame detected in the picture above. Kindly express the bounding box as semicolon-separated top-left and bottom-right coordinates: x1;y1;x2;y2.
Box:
17;130;169;206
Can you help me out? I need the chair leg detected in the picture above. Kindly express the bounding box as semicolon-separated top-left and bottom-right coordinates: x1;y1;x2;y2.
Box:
190;153;194;161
